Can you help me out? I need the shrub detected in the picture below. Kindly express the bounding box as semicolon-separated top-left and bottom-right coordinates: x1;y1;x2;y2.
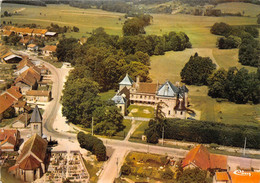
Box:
121;164;131;175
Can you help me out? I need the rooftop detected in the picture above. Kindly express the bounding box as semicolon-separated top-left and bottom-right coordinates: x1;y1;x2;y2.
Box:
119;73;134;86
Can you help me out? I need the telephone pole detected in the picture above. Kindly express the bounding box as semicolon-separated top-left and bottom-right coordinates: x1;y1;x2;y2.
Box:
92;117;94;136
162;126;164;146
243;137;247;156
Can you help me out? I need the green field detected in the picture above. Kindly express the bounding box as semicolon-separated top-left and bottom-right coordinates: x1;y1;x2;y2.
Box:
128;105;155;118
2;3;258;47
131;121;149;139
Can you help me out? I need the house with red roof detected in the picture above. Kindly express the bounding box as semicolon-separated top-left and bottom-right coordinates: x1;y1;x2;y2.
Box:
0;129;20;151
182;144;228;171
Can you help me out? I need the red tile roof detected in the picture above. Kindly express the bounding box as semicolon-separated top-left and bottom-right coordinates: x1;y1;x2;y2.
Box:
15;69;37;86
134;82;158;94
32;29;47;34
215;172;229;181
182;145;227;170
26;90;50;97
0;129;19;146
42;45;57;52
6;87;23;100
0;94;14;114
19;155;41;170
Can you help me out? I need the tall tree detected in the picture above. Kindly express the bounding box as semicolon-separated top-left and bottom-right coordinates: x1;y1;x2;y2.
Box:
181;53;216;85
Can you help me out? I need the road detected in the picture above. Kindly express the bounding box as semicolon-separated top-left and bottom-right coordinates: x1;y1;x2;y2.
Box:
15;51;260;183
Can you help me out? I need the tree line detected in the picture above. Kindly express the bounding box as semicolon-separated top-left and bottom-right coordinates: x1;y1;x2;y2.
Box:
211;22;259;67
145;118;260;149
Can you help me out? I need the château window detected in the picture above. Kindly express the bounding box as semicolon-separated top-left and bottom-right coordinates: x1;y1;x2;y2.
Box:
34;125;38;129
168;111;170;115
140;95;142;99
181;112;183;115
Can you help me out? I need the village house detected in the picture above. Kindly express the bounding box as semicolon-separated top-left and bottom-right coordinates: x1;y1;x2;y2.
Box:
0;129;20;151
12;113;30;128
182;144;228;171
8;134;48;182
41;45;56;57
214;170;260;183
13;100;31;115
113;74;189;118
32;29;48;37
14;57;34;75
14;70;38;95
44;31;57;38
3;86;23;101
27;44;38;52
26;90;51;102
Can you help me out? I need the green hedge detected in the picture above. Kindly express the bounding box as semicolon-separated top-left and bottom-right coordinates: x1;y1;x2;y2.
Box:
147;119;260;149
77;132;106;161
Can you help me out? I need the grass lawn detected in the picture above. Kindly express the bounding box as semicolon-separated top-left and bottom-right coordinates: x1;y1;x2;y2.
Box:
78;119;132;140
127;105;154;118
0;117;17;128
99;89;116;101
130;121;149;140
212;48;257;72
39;57;63;68
83;158;103;183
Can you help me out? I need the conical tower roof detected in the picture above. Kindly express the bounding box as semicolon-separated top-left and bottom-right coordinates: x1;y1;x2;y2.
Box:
119;73;134;86
30;105;42;123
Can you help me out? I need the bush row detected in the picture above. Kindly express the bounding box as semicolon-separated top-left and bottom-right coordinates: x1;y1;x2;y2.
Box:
77;132;106;161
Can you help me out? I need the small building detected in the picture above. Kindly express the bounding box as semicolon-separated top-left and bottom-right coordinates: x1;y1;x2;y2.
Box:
0;129;20;151
32;29;48;37
3;54;23;64
27;44;38;52
26;90;51;102
4;86;23;101
8;134;48;182
41;45;56;57
2;30;15;37
12;113;30;128
45;32;57;37
13;101;31;115
182;144;228;171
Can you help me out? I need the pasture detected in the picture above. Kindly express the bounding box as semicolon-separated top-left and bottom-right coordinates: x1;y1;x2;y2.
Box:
1;3;258;47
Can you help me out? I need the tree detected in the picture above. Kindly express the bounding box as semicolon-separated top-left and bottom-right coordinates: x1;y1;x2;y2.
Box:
73;26;79;32
62;78;100;127
121;165;131;175
217;35;241;49
210;22;232;36
56;38;80;63
180;53;216;85
207;68;227;98
258;14;260;24
124;61;150;82
93;105;125;136
93;142;106;161
178;168;208;183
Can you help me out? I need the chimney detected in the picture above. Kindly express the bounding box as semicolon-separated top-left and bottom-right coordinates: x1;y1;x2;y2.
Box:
175;81;180;87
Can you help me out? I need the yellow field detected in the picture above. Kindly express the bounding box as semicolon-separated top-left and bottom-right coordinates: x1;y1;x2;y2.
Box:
215;2;260;17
